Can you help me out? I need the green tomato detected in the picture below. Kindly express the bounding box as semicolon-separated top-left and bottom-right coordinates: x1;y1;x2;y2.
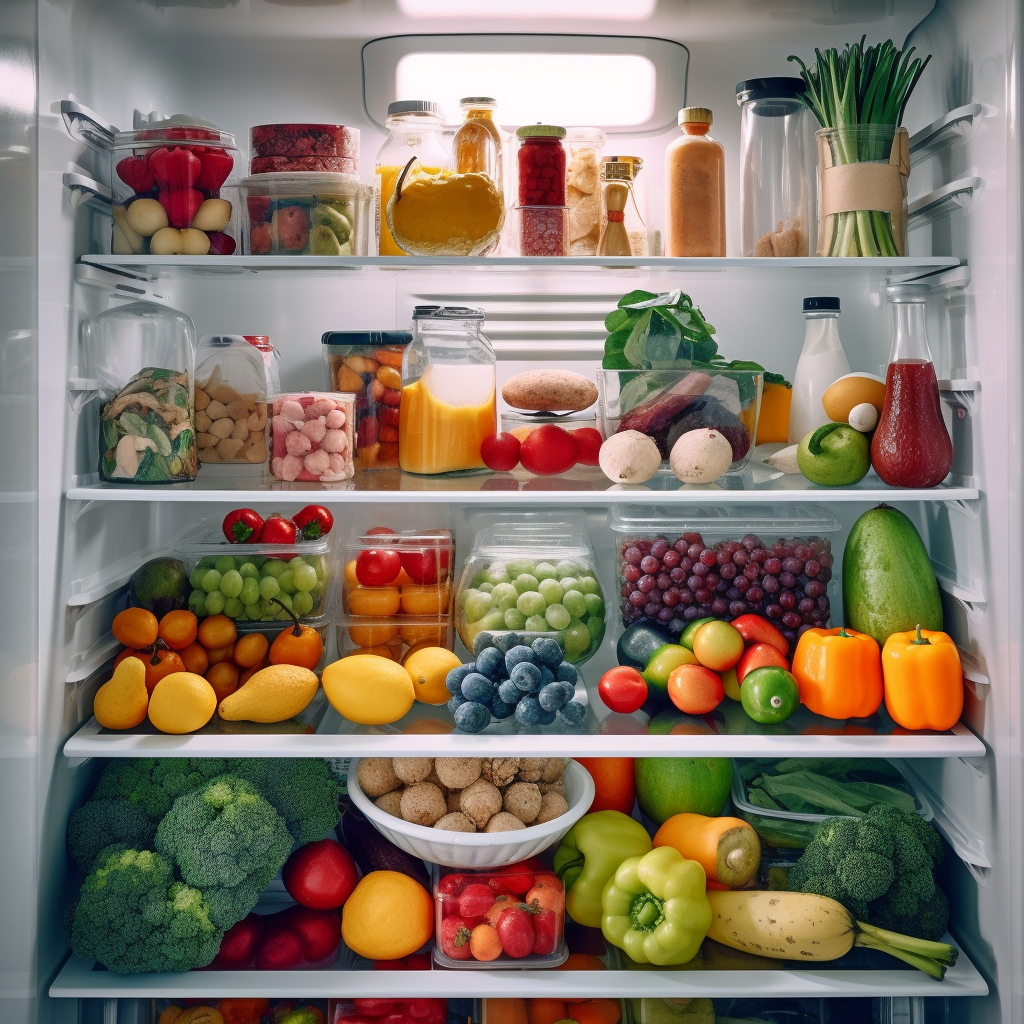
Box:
741;667;800;725
201;569;222;594
240;578;260;606
534;562;558;581
204;590;226;615
239;562;260;579
513;573;540;595
491;582;518;611
525;614;548;632
464;590;494;623
224;597;245;618
504;608;528;629
562;589;587;619
220;569;244;599
517;591;546;617
538;578;564;605
544;603;571;630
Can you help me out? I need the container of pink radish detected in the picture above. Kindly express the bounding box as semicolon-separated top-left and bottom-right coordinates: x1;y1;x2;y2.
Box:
267;392;356;483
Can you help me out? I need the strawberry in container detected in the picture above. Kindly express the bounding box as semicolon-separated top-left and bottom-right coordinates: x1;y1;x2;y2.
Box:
268;392;356;483
111;113;238;256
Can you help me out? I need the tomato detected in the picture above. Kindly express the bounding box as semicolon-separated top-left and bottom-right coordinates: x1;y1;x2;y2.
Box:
356;547;402;586
736;641;790;683
575;757;636;815
480;432;521;472
282;838;359;910
400;537;452;585
597;665;648;714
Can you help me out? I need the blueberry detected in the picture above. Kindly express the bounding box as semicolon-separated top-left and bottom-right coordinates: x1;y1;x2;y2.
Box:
446;664;473;695
514;695;544;726
461;672;495;703
497;679;523;706
538;665;554;686
532;636;564;667
490;697;515;719
556;661;578;684
511;661;543;692
538;681;574;712
447;694;467;714
504;645;535;674
558;700;587;726
472;631;496;657
454;701;491;733
537;707;557;726
476;647;506;681
492;632;522;654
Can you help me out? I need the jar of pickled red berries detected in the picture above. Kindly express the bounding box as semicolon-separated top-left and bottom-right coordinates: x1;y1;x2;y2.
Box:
516;124;568;257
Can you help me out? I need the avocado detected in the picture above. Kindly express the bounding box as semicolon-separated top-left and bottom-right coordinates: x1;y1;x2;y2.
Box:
128;557;189;618
842;504;942;647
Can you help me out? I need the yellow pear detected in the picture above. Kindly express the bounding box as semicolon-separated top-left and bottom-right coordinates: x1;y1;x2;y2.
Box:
217;664;319;723
93;656;149;730
148;672;217;734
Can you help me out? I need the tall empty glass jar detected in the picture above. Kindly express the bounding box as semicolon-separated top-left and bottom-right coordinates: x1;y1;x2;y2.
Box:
736;78;816;257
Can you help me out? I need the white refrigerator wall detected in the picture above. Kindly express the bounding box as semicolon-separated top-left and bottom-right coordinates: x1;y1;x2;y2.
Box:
20;1;1024;1022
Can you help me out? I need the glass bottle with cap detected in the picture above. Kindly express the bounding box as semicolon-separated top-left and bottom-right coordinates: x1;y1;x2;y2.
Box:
598;156;648;257
665;106;726;257
516;124;568;256
789;296;851;444
399;306;496;475
374;100;448;255
871;283;952;487
454;97;503;185
736;78;816;257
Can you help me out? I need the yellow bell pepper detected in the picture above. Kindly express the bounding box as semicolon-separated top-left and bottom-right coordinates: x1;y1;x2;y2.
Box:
881;625;963;731
791;626;882;720
755;376;792;444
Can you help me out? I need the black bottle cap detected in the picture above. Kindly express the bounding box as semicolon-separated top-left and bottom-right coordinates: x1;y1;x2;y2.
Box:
803;296;841;312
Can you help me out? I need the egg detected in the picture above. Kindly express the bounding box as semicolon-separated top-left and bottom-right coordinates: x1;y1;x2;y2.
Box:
822;372;886;422
849;402;879;432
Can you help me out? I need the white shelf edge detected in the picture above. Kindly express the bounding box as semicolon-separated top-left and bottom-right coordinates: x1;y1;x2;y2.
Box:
47;947;989;999
908;177;984;224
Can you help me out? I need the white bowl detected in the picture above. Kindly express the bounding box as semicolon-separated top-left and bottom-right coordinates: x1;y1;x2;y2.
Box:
348;758;595;869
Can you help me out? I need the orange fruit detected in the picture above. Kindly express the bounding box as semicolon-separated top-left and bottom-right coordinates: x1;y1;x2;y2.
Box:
568;1001;621;1024
667;663;725;714
197;614;237;650
347;622;399;648
354;644;398;661
148;671;217;734
179;641;210;675
400;584;450;616
575;757;635;816
347;586;401;617
341;870;433;960
157;610;198;650
556;954;606;971
344;559;359;589
206;661;240;701
527;1000;568;1024
470;924;502;961
233;632;269;669
143;648;185;694
112;608;159;649
206;643;235;666
404;646;461;705
400;623;448;646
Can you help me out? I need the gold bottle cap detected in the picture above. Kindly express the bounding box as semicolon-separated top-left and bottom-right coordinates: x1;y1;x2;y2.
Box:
679;106;713;125
601;156;643;181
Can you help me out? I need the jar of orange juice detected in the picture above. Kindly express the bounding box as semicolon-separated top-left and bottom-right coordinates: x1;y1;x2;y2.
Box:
398;306;496;475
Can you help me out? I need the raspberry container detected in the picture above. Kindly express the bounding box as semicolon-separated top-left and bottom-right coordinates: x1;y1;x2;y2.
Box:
337;617;455;660
178;521;332;623
267;392;356;483
241;172;372;256
455;519;606;664
111;114;239;256
432;865;568;968
250;123;360;175
608;505;841;649
321;331;412;470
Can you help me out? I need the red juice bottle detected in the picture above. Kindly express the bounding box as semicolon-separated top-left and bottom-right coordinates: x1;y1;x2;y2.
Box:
871;283;953;487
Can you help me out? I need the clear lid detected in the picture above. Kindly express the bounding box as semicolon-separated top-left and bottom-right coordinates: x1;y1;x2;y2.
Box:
115;112;236;150
177;519;330;558
468;519;595;559
240;171;368;196
565;126;607;146
608;505;842;536
195;335;269;398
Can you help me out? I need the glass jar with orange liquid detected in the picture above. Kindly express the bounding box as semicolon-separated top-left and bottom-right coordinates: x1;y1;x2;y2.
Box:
399;305;496;475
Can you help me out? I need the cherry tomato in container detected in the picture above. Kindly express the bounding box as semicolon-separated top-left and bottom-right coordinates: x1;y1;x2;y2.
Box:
356;547;402;586
222;508;264;543
292;504;334;540
597;666;648;714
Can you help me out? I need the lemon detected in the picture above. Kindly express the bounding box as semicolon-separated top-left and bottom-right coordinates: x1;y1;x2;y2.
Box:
342;870;432;960
321;655;415;725
147;671;217;734
404;646;462;705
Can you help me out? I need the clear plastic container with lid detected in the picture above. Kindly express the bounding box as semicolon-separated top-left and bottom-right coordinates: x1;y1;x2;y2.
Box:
399;306;496;476
516;124;568;256
111;112;239;256
598;156;649;257
665;106;726;257
375;100;449;255
565;127;606;255
82;299;197;483
244;335;281;394
193;335;270;467
736;78;816;257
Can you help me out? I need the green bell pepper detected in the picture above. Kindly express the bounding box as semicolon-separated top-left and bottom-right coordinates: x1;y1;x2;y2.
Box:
554;809;653;928
601;845;711;965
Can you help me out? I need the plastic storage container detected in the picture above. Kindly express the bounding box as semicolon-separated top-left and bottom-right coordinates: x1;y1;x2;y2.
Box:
565;127;606;255
432;865;567;968
322;330;412;471
194;334;269;466
244;334;281;394
455;519;606;664
597;368;763;471
178;520;331;623
608;505;841;648
337;617;454;660
516;124;568;256
500;409;598;440
250;122;360;174
82;299;198;483
110;113;239;256
241;172;371;255
399;306;496;476
736;78;816;257
151;1000;330;1024
267;392;356;484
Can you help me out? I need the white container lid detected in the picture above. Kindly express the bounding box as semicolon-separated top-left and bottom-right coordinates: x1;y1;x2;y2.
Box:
240;171;370;194
608;504;842;535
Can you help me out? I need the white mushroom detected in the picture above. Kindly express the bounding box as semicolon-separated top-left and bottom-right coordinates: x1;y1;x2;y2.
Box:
113;434;157;479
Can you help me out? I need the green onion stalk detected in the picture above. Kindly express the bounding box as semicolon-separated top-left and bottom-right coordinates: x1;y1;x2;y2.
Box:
789;37;931;257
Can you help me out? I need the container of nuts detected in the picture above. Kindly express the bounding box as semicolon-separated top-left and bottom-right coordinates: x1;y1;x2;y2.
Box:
193;335;269;467
348;757;594;868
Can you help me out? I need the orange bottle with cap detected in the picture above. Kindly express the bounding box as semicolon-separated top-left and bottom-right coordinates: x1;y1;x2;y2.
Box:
665;106;726;257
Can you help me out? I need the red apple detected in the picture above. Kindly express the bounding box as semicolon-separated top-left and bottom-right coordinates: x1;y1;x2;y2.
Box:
730;613;789;656
282;838;359;910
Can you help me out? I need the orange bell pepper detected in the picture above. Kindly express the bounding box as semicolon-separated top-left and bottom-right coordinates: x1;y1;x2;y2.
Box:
755;377;793;444
791;625;882;719
882;625;963;731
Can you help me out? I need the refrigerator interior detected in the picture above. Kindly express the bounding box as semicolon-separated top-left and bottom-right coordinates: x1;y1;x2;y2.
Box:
2;0;1018;1022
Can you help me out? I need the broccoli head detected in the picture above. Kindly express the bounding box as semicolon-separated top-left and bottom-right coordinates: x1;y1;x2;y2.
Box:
226;758;341;844
93;758;228;820
66;797;158;874
66;845;222;973
154;774;293;929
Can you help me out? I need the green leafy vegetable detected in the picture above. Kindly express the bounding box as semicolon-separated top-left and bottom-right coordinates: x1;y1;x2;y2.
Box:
119;411;149;437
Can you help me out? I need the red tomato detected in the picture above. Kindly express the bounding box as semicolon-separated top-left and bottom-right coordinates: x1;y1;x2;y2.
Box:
572;427;604;466
366;526;397;537
356;547;402;586
400;536;452;585
575;757;636;815
519;425;579;476
736;642;790;683
282;838;359;909
597;665;648;714
481;432;521;472
730;613;789;656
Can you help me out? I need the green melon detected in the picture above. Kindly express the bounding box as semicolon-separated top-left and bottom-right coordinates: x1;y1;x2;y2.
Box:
634;757;733;824
842;504;943;647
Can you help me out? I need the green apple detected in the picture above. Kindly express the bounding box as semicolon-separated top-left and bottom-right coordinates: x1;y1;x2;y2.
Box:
797;422;871;487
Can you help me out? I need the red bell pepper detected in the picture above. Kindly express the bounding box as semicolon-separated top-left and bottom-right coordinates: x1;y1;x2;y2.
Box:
292;504;334;540
159;186;203;229
193;145;234;190
115;155;154;193
222;508;264;543
148;146;200;190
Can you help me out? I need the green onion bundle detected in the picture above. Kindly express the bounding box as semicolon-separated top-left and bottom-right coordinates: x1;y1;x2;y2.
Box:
789;37;931;257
